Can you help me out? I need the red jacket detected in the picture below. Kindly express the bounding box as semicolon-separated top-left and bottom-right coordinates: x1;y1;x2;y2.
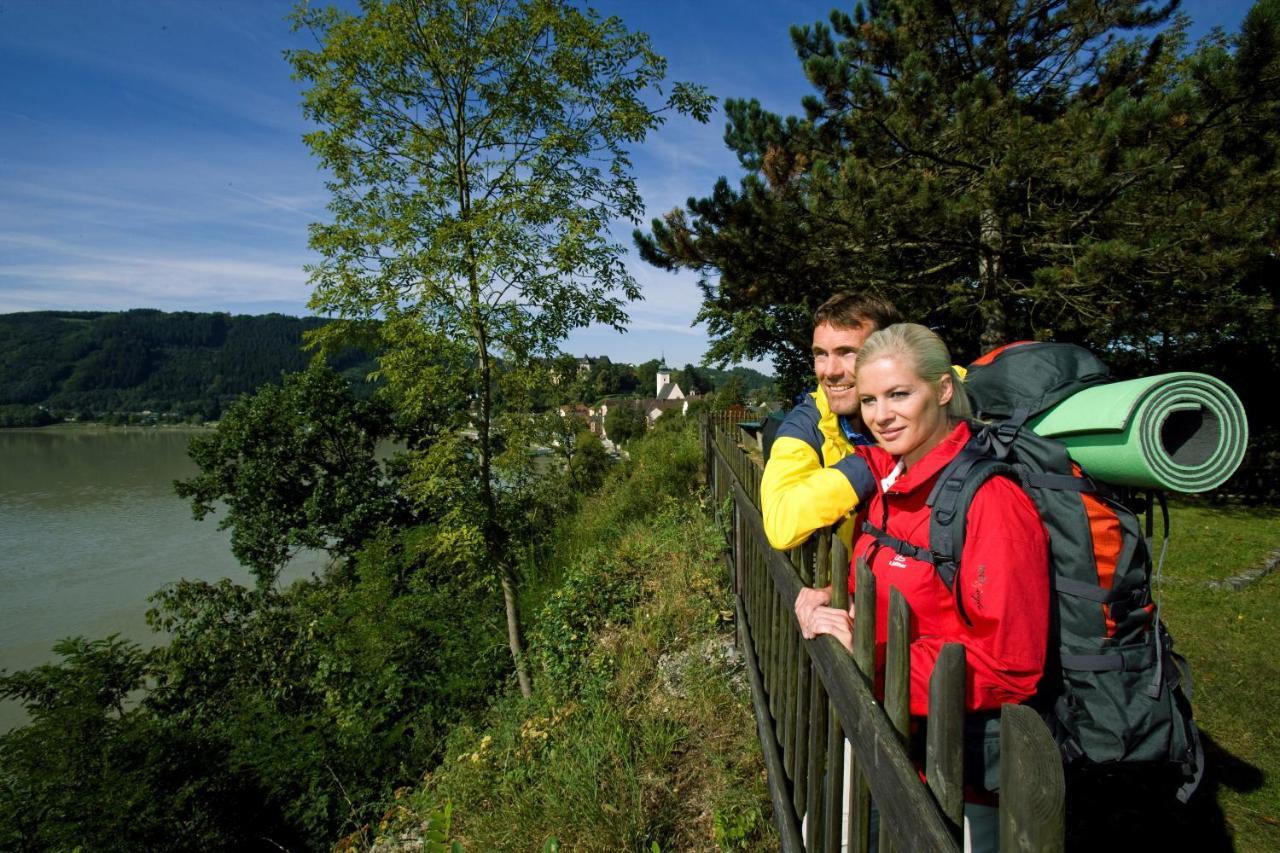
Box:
853;421;1049;717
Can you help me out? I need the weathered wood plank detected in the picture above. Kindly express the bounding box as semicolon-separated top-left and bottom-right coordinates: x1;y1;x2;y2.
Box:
927;643;967;836
879;588;912;853
999;704;1065;853
735;593;805;853
850;558;875;853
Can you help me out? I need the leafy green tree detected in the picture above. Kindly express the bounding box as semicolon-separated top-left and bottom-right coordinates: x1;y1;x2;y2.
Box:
569;429;610;492
538;411;610;491
712;374;745;411
634;358;661;397
678;362;713;395
0;637;242;851
175;364;400;586
140;541;504;850
289;0;711;696
638;0;1280;391
605;401;647;445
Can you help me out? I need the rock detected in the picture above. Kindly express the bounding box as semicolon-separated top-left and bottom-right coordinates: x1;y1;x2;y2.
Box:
657;634;747;697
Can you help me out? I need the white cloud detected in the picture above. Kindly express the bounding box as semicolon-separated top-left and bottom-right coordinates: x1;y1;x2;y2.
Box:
0;238;311;314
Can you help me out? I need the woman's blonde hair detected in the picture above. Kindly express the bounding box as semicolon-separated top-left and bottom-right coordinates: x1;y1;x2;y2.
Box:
855;323;972;419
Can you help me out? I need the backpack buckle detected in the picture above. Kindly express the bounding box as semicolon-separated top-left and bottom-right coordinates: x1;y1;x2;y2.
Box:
994;419;1021;443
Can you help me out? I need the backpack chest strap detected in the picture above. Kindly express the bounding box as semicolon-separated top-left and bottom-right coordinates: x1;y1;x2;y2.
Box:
859;520;945;571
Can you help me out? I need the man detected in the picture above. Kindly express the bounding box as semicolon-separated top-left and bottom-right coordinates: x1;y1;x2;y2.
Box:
760;293;903;551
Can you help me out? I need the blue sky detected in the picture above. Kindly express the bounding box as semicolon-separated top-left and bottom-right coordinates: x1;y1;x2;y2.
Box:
0;1;1257;371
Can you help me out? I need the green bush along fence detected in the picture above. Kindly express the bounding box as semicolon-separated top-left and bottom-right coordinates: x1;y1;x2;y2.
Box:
701;413;1065;853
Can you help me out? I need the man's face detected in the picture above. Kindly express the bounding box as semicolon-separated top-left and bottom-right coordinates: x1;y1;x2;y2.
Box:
812;321;873;416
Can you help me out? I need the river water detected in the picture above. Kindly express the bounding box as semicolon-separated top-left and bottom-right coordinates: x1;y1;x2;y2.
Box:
0;427;327;732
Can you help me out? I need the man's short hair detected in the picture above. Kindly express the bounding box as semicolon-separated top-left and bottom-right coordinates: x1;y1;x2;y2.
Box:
813;292;903;332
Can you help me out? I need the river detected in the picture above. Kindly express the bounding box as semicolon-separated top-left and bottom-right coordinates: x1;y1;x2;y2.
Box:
0;427;327;732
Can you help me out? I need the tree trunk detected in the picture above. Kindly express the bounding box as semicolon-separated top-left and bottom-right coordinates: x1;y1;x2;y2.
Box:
978;206;1009;351
474;310;534;698
501;564;533;697
457;79;532;698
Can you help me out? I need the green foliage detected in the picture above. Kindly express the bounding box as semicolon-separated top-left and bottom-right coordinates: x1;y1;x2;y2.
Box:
0;404;56;427
713;803;764;850
569;429;610;493
290;0;712;696
0;637;239;851
534;411;612;493
710;374;745;411
568;356;640;403
0;309;377;421
530;529;649;695
175;363;401;586
381;421;773;850
638;2;1280;405
605;400;647;445
419;802;463;853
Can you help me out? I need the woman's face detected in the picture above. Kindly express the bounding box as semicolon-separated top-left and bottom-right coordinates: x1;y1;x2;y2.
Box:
856;354;953;467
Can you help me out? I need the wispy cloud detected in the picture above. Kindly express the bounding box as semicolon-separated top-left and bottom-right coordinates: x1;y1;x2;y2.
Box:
223;186;325;219
0;231;311;314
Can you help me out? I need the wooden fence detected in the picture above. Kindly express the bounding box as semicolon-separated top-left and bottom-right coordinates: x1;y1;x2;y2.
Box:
702;413;1065;853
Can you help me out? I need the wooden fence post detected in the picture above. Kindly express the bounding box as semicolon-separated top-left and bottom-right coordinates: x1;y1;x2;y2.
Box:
999;704;1065;853
927;644;967;838
879;588;912;853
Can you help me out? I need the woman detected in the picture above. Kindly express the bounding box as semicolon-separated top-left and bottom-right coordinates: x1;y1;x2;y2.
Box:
794;323;1049;852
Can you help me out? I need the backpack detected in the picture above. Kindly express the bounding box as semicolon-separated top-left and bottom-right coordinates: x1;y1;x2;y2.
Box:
866;341;1203;800
761;409;787;461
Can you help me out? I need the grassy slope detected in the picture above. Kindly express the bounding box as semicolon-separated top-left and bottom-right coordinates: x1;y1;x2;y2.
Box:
355;421;1280;852
362;417;773;852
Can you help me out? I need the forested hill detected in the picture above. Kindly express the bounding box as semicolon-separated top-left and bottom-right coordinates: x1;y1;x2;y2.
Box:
0;309;376;422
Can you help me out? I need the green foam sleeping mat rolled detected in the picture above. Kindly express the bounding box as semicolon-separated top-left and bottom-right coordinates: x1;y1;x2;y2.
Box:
1028;373;1249;493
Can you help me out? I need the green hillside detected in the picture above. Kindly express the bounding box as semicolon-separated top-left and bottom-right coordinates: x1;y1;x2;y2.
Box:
0;309;376;423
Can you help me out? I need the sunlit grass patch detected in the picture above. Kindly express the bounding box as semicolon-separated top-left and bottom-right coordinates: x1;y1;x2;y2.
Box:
376;418;773;851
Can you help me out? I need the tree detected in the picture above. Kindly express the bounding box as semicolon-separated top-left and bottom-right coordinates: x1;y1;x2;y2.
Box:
637;0;1280;393
175;364;400;587
605;400;647;445
712;374;745;411
538;411;611;491
678;362;713;395
289;0;711;696
634;358;661;397
0;637;233;851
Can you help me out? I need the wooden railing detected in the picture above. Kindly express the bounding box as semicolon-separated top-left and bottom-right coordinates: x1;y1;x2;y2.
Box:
702;414;1065;853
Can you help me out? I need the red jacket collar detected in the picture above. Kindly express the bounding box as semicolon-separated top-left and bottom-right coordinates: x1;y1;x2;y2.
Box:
884;421;973;495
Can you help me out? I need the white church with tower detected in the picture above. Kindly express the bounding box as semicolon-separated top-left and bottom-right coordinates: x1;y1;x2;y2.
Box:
654;360;685;401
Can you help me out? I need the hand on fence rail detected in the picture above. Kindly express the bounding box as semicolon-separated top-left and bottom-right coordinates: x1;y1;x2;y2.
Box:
793;584;831;636
795;585;858;651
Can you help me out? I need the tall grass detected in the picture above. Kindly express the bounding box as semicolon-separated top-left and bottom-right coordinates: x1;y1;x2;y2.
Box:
371;416;772;851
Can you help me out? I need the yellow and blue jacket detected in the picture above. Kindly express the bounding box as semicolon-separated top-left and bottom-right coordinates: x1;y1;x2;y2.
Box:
760;386;876;551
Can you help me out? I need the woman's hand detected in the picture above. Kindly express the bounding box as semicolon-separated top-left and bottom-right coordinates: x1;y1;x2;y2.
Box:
803;605;855;652
794;585;832;636
795;586;856;651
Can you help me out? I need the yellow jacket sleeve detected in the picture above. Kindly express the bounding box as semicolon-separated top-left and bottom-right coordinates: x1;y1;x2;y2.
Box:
761;434;860;551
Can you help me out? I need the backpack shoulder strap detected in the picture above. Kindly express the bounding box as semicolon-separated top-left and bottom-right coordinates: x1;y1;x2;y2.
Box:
859;428;1014;594
925;445;1015;593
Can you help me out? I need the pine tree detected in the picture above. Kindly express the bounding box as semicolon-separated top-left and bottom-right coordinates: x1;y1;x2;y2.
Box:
637;0;1280;391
